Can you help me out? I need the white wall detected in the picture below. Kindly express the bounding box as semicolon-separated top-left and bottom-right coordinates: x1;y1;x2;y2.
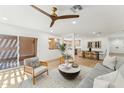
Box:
81;37;109;53
38;33;61;61
108;31;124;54
109;38;124;53
0;22;61;61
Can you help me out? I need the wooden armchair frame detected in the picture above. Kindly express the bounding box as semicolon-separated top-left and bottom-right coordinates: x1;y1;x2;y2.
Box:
24;61;48;85
59;56;65;64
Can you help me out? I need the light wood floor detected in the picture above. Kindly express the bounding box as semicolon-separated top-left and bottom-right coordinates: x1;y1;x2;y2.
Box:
48;56;102;70
0;56;102;88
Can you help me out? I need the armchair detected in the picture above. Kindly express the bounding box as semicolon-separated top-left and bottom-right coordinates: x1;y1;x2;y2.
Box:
24;57;48;85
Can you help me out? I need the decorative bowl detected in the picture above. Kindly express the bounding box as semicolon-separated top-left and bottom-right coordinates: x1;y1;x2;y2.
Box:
72;63;79;68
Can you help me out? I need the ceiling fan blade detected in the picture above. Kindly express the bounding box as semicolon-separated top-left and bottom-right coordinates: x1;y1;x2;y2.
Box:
50;20;55;27
31;5;51;17
57;15;79;19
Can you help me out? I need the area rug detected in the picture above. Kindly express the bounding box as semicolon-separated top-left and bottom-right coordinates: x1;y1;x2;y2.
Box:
18;65;92;88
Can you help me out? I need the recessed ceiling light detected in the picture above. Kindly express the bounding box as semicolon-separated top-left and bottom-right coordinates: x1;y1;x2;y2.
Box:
2;17;8;21
50;30;54;32
92;32;96;35
72;21;77;24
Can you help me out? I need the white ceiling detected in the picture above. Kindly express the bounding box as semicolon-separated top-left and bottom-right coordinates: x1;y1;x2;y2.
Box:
0;5;124;37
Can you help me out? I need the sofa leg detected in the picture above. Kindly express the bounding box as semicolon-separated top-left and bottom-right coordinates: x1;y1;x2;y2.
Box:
33;77;35;85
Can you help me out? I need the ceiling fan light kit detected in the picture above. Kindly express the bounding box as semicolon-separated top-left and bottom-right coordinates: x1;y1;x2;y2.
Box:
71;5;83;13
31;5;80;28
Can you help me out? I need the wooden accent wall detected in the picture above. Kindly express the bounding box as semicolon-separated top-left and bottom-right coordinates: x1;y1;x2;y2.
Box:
19;36;37;62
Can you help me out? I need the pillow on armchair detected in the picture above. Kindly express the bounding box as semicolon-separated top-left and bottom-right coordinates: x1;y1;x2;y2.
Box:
31;61;41;68
24;57;41;68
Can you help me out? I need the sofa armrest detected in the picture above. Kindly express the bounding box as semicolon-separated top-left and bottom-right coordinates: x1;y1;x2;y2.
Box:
93;78;110;88
40;61;48;66
93;71;118;88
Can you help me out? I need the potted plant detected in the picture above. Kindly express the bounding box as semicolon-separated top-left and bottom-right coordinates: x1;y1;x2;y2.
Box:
58;43;72;63
58;43;66;56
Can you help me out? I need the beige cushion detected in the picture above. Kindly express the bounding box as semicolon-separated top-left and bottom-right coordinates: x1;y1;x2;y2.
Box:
34;66;48;76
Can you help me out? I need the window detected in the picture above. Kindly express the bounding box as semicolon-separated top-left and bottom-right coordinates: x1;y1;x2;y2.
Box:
87;41;101;48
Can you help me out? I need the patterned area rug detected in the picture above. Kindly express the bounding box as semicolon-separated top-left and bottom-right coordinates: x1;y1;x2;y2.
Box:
19;66;92;88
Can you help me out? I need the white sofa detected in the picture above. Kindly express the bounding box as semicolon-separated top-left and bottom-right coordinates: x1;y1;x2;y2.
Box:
93;56;124;88
77;56;124;88
93;65;124;88
77;63;114;88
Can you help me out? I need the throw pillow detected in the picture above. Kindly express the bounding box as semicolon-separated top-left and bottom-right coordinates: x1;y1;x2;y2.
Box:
31;61;41;68
103;56;116;70
30;57;41;68
24;57;41;68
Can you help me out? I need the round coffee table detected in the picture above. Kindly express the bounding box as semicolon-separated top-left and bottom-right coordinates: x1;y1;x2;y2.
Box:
58;64;81;79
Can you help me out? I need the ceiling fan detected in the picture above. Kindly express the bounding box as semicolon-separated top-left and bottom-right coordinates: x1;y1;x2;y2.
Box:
31;5;80;27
